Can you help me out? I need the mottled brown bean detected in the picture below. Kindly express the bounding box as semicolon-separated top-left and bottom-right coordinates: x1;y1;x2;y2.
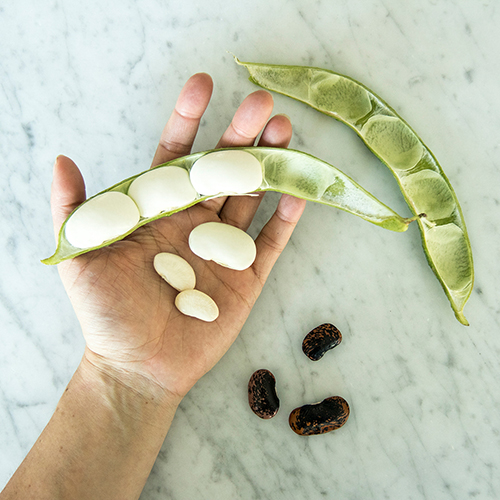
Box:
289;396;350;436
302;323;342;361
248;369;280;419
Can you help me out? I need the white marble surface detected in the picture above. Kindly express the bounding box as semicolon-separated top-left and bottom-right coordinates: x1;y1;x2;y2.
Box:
1;1;499;498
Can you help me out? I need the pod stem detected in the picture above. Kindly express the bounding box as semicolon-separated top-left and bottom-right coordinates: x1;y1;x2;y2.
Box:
417;213;437;229
404;213;426;226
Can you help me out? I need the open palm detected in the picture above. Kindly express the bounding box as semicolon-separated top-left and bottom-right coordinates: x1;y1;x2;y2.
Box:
51;73;306;398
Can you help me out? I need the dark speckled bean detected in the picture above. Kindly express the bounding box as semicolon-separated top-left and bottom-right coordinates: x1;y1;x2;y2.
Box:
289;396;350;436
302;323;342;361
248;369;280;419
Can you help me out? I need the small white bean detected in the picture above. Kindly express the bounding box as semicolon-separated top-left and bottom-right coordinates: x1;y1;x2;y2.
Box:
153;253;196;292
175;289;219;322
65;191;140;249
189;150;263;196
128;166;198;218
188;222;256;271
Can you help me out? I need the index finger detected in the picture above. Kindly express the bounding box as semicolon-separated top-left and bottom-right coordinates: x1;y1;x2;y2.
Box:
151;73;214;167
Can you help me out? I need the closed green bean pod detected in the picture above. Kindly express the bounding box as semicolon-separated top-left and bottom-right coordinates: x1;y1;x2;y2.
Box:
42;147;412;266
237;59;473;325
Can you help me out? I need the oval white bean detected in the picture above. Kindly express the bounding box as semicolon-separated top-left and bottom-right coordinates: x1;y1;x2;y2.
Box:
189;150;263;195
175;289;219;322
65;191;140;249
128;166;198;218
188;222;256;271
153;252;196;292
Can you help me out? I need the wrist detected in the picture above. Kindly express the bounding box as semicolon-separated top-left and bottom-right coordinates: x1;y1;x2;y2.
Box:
2;349;182;500
79;347;183;427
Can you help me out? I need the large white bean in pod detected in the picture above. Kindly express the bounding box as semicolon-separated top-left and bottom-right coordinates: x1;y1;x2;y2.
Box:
189;150;263;196
65;191;140;249
153;252;196;292
128;166;198;218
189;222;257;271
175;289;219;322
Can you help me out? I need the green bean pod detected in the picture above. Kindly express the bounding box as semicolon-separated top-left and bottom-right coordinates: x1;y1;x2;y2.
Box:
42;147;412;266
236;59;474;325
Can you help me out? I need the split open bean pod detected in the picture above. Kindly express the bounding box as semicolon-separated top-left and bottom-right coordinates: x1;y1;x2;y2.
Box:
236;58;474;325
43;147;414;266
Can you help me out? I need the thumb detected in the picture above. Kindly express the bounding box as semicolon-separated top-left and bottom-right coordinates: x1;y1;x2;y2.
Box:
51;155;86;241
252;194;306;285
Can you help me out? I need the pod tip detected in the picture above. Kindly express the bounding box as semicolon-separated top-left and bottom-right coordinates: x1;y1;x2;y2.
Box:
40;255;56;266
455;311;470;326
228;52;241;64
41;250;64;266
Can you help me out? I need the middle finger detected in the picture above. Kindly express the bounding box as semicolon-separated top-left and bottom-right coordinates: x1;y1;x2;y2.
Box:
200;90;274;213
218;113;293;231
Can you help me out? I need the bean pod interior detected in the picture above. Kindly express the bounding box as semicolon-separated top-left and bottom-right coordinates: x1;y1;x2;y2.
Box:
237;58;474;325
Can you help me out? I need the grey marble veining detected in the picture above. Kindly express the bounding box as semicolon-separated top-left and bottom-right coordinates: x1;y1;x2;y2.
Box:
1;1;500;499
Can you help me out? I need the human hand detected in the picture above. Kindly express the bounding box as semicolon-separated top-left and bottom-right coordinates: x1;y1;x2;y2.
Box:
51;73;306;400
0;73;306;500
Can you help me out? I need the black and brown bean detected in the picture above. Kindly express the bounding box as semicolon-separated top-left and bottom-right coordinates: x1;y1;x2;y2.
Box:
302;323;342;361
288;396;350;436
248;369;280;419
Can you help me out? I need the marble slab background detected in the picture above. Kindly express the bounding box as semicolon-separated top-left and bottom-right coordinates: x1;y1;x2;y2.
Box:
1;0;499;499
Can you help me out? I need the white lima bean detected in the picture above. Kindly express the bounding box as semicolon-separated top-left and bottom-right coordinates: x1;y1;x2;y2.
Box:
127;166;198;218
65;191;140;249
189;150;263;196
175;289;219;322
153;253;196;292
188;222;257;271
